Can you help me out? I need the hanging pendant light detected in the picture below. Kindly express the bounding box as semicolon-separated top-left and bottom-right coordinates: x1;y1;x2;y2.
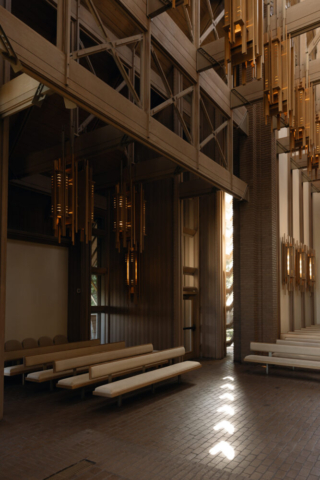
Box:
51;131;94;245
114;162;146;302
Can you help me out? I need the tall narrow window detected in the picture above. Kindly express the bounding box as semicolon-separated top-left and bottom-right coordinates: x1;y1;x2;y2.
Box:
225;194;234;347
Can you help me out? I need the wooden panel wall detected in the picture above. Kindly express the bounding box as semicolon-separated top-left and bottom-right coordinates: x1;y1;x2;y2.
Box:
233;101;280;362
109;177;174;350
68;240;91;342
0;0;11;421
199;191;225;359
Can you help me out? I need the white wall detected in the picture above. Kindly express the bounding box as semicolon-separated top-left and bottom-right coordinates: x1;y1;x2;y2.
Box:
5;240;68;342
304;183;312;326
292;169;302;330
314;193;320;324
279;154;290;333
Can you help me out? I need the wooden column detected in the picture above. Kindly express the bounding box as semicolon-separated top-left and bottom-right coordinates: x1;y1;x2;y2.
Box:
0;118;9;421
199;191;225;359
0;0;11;422
68;240;91;342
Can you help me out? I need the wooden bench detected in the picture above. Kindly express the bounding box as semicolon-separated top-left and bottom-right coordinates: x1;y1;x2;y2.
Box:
4;339;101;383
280;333;320;342
26;344;152;389
277;339;320;348
93;360;201;406
244;342;320;375
57;347;185;399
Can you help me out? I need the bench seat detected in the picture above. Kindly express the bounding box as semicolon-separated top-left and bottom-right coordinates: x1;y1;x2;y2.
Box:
244;354;320;370
93;361;201;399
54;344;153;373
273;353;320;362
280;334;320;342
4;365;41;377
57;360;169;390
26;366;88;383
277;340;320;347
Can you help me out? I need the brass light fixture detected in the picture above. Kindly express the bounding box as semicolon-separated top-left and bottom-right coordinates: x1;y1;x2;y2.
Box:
52;146;94;244
307;249;316;293
282;234;295;292
224;0;264;85
264;4;295;128
114;167;146;302
296;243;307;292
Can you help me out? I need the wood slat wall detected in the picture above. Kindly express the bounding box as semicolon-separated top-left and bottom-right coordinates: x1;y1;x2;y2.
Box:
109;177;174;350
233;102;280;362
0;0;11;421
199;191;225;359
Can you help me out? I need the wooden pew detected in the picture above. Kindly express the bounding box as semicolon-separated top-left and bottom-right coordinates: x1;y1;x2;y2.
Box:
93;359;201;406
277;339;320;348
24;341;125;368
4;339;100;363
26;344;153;388
4;339;101;382
57;347;186;399
280;333;320;342
244;342;320;375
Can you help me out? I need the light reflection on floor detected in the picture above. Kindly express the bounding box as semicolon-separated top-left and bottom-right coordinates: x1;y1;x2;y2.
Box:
217;405;234;415
219;393;234;401
220;383;234;390
213;420;234;434
209;375;236;462
209;441;235;460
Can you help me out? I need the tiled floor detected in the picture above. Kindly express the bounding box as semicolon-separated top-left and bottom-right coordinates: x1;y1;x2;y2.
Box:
2;352;320;480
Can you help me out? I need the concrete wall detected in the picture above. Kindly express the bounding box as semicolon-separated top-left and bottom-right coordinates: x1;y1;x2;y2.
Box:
278;150;316;331
279;154;290;334
314;193;320;324
292;169;302;330
5;239;68;342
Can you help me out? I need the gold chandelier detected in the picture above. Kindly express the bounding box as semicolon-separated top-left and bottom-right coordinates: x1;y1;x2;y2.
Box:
52;156;94;244
307;249;316;293
282;235;295;292
264;1;295;128
224;0;263;85
114;175;146;302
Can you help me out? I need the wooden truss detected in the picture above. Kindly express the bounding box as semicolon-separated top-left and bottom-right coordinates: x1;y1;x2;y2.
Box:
0;2;250;200
200;97;228;168
200;1;225;45
151;46;193;143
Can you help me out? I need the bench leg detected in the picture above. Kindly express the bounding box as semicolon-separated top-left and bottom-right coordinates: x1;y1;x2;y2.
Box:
81;388;85;400
266;364;269;375
177;375;182;384
22;373;25;386
117;395;122;407
50;380;53;392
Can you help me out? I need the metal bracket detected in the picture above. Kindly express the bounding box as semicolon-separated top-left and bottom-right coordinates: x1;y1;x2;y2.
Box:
0;24;22;73
147;0;185;19
32;83;51;107
230;89;251;109
197;48;226;82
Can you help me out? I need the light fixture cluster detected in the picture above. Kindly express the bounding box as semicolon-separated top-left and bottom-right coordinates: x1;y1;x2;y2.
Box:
282;234;316;294
114;179;146;303
224;0;263;85
52;156;94;244
288;80;320;179
263;0;295;128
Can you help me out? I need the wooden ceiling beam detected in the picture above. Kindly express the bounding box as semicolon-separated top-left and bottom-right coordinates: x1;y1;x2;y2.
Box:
0;73;52;118
0;7;248;200
179;178;217;198
13;125;132;178
95;157;179;189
